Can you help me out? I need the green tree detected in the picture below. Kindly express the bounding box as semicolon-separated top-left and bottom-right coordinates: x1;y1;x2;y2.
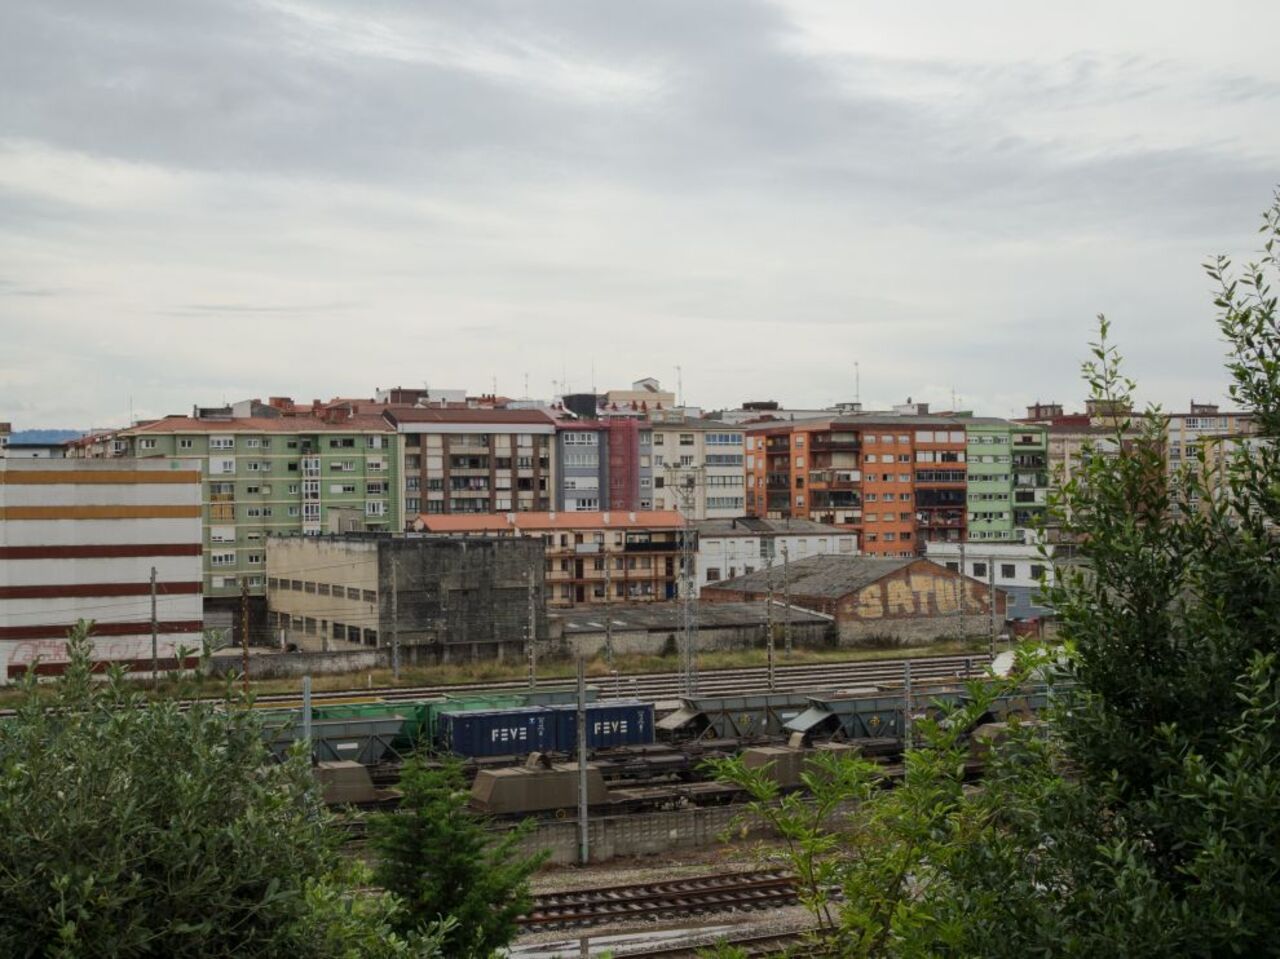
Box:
708;193;1280;957
369;757;546;958
0;620;443;958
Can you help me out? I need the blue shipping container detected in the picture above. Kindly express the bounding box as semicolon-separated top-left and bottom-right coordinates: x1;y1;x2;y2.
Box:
549;700;655;750
439;707;554;758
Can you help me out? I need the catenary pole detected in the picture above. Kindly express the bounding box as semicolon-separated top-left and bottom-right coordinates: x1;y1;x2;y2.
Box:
576;657;589;866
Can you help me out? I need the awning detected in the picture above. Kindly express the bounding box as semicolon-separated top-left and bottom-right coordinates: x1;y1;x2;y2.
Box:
784;706;837;734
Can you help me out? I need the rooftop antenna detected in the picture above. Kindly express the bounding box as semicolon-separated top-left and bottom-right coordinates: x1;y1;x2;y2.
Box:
855;361;860;406
524;372;529;400
676;365;683;409
492;374;497;397
951;386;957;411
591;358;596;394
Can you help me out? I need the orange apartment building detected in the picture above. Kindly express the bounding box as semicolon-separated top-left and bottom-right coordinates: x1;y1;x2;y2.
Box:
411;510;686;608
745;416;968;557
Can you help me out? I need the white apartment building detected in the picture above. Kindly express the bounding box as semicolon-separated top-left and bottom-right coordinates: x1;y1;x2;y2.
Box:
648;419;746;520
694;516;859;595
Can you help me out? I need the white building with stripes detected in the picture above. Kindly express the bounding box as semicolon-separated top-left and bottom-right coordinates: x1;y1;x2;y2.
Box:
0;458;204;681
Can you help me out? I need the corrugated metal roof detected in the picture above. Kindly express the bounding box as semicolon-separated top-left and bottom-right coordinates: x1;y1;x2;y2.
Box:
706;555;920;598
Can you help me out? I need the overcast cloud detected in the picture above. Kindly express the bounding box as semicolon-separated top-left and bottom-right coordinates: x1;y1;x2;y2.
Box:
2;0;1279;427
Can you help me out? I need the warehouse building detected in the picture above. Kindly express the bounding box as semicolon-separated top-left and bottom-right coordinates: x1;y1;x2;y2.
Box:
266;533;545;662
0;458;204;681
700;554;1005;647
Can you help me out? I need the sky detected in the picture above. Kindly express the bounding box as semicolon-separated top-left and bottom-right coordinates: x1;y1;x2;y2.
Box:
3;1;1280;429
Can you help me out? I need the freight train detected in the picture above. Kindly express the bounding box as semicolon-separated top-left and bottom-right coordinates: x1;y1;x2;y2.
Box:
264;675;1065;814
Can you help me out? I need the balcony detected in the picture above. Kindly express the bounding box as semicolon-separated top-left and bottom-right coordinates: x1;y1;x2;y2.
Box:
916;512;965;528
623;538;683;554
1014;473;1050;488
808;469;860;488
811;490;860;508
810;434;860;452
764;438;791;452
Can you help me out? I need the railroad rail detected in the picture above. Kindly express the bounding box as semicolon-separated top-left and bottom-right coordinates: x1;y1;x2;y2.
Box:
517;869;798;931
246;652;992;707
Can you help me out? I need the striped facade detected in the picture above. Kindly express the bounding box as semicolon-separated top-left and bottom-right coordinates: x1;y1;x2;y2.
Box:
0;459;204;680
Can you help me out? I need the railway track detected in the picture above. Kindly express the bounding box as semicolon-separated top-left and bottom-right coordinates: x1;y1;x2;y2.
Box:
0;653;991;720
517;869;799;931
246;652;993;707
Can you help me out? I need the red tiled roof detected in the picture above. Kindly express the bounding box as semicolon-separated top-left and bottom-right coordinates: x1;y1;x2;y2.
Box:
414;510;685;532
385;407;556;426
120;415;393;434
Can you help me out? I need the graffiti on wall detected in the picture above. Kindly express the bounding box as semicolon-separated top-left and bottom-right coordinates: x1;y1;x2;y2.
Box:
846;570;993;620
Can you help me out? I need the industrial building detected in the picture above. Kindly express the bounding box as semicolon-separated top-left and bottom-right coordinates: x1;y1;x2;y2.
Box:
0;458;204;680
411;510;687;608
700;554;1005;646
266;533;545;662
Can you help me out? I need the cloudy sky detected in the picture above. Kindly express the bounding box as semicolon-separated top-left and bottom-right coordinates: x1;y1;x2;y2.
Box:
3;1;1279;428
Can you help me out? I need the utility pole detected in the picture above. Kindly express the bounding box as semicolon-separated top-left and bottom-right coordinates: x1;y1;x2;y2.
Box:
576;657;589;866
988;561;998;659
527;572;537;689
391;552;401;681
603;558;613;667
668;464;703;697
781;541;792;658
150;566;158;687
765;562;775;691
240;578;250;694
903;658;913;750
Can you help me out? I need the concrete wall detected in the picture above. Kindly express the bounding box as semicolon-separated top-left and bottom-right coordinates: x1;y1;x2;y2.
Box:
835;559;1006;647
210;647;387;679
512;803;760;865
551;620;832;659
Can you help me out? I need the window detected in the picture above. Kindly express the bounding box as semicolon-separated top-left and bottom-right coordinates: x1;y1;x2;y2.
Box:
210;526;235;544
210;437;234;450
362;589;376;603
209;458;235;475
1030;564;1045;580
139;438;157;450
178;438;193;450
653;434;664;446
245;438;260;449
317;583;331;596
706;567;722;582
247;553;264;565
945;561;959;572
245;485;260;494
366;501;387;517
972;562;988;578
330;460;356;472
1001;564;1016;580
329;438;356;449
288;506;300;517
304;581;316;594
247;461;262;472
211;551;236;567
679;433;694;446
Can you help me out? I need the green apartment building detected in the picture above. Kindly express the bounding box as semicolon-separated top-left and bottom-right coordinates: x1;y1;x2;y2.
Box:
113;410;400;602
965;420;1049;542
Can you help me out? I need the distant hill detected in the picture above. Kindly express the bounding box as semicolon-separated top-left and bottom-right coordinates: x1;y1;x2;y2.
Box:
9;429;85;445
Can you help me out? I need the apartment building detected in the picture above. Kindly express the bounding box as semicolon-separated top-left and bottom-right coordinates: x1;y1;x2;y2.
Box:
386;407;557;517
112;411;398;603
412;510;686;608
554;421;609;512
0;423;9;456
745;413;1049;556
0;458;204;680
965;421;1050;542
648;418;746;520
1165;401;1254;475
